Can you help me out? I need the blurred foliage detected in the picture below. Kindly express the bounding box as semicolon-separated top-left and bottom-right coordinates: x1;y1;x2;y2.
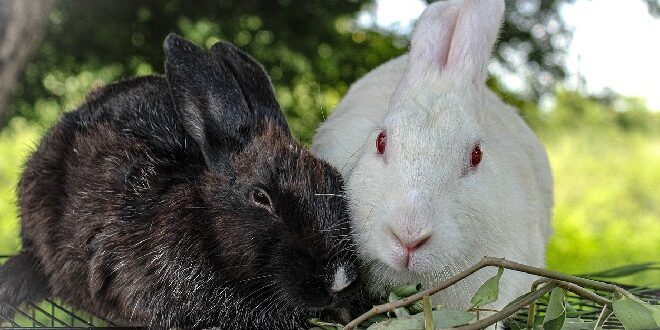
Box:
0;118;41;253
496;0;573;99
7;0;407;142
0;0;658;289
5;0;603;136
541;91;660;286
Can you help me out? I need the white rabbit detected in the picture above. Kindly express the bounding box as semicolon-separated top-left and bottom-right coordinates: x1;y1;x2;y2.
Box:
313;0;552;310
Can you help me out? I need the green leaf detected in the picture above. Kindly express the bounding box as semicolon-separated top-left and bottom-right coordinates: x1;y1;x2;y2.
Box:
580;262;660;279
470;267;504;308
543;288;566;330
611;290;660;329
412;309;474;328
407;300;425;314
366;316;423;330
359;314;387;328
433;309;474;327
561;318;596;330
503;290;535;309
388;292;410;318
390;283;423;298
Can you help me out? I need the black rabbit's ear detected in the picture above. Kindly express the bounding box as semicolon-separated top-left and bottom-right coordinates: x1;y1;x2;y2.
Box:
210;42;289;133
163;34;286;173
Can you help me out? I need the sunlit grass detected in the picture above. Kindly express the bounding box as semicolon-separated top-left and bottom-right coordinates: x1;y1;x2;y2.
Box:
0;117;44;255
543;127;660;286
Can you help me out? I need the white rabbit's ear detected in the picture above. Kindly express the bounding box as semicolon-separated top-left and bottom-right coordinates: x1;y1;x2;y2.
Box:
446;0;505;84
403;0;461;84
402;0;504;87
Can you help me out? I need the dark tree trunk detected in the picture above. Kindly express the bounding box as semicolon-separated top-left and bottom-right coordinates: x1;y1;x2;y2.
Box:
0;0;54;129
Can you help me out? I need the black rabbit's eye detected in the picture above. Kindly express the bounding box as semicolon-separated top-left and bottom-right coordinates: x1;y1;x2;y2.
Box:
251;188;273;210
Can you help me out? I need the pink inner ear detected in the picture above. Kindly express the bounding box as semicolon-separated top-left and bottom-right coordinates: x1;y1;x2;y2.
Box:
438;13;458;68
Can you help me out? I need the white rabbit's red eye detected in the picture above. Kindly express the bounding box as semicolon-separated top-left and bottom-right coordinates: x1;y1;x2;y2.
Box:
470;145;482;168
376;130;387;154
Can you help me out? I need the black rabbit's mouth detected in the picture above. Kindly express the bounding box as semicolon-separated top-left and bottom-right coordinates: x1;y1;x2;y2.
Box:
271;265;360;310
317;280;365;325
271;271;362;327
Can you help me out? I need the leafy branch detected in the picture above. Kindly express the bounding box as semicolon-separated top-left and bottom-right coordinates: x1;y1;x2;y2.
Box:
337;257;659;330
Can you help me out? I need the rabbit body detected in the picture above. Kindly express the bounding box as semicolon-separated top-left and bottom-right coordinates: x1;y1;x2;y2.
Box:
3;35;360;329
313;0;552;310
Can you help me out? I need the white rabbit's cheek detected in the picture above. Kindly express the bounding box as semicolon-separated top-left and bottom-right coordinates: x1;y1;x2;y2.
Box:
427;219;465;262
378;243;408;270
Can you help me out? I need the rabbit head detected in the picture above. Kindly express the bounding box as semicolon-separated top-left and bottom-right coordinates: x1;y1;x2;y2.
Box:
334;0;551;302
140;35;362;325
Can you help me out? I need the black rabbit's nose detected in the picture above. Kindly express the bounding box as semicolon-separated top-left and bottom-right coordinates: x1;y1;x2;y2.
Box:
329;266;356;294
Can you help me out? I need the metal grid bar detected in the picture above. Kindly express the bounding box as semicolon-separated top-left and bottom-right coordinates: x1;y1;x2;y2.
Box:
2;255;658;328
42;300;95;327
24;303;68;327
1;299;128;329
0;313;20;327
4;305;47;328
1;256;124;328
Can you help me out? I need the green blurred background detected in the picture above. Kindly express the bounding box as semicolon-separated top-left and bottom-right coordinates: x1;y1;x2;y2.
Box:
0;0;658;286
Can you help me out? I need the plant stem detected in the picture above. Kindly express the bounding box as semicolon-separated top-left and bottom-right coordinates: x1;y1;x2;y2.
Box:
480;257;621;293
344;257;623;330
552;280;612;308
423;296;432;330
595;305;613;329
526;280;545;329
468;307;499;313
525;278;612;329
344;258;492;329
452;283;557;330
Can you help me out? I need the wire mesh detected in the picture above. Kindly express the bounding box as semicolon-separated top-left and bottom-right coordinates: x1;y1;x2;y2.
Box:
0;256;126;329
1;255;658;329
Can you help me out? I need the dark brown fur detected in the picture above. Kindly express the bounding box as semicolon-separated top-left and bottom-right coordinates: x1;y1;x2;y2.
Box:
0;35;362;329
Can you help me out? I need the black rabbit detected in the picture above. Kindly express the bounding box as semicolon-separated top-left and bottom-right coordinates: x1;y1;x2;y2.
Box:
0;34;361;329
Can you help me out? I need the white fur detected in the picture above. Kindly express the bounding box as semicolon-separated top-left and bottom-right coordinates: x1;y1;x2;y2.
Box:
313;0;553;310
330;266;350;293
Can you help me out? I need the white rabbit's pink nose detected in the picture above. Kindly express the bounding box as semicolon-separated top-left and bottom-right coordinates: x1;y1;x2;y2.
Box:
388;228;431;268
390;227;431;253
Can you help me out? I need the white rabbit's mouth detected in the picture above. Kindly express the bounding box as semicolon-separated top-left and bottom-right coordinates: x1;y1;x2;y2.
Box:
361;257;434;297
371;239;433;274
390;252;426;273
